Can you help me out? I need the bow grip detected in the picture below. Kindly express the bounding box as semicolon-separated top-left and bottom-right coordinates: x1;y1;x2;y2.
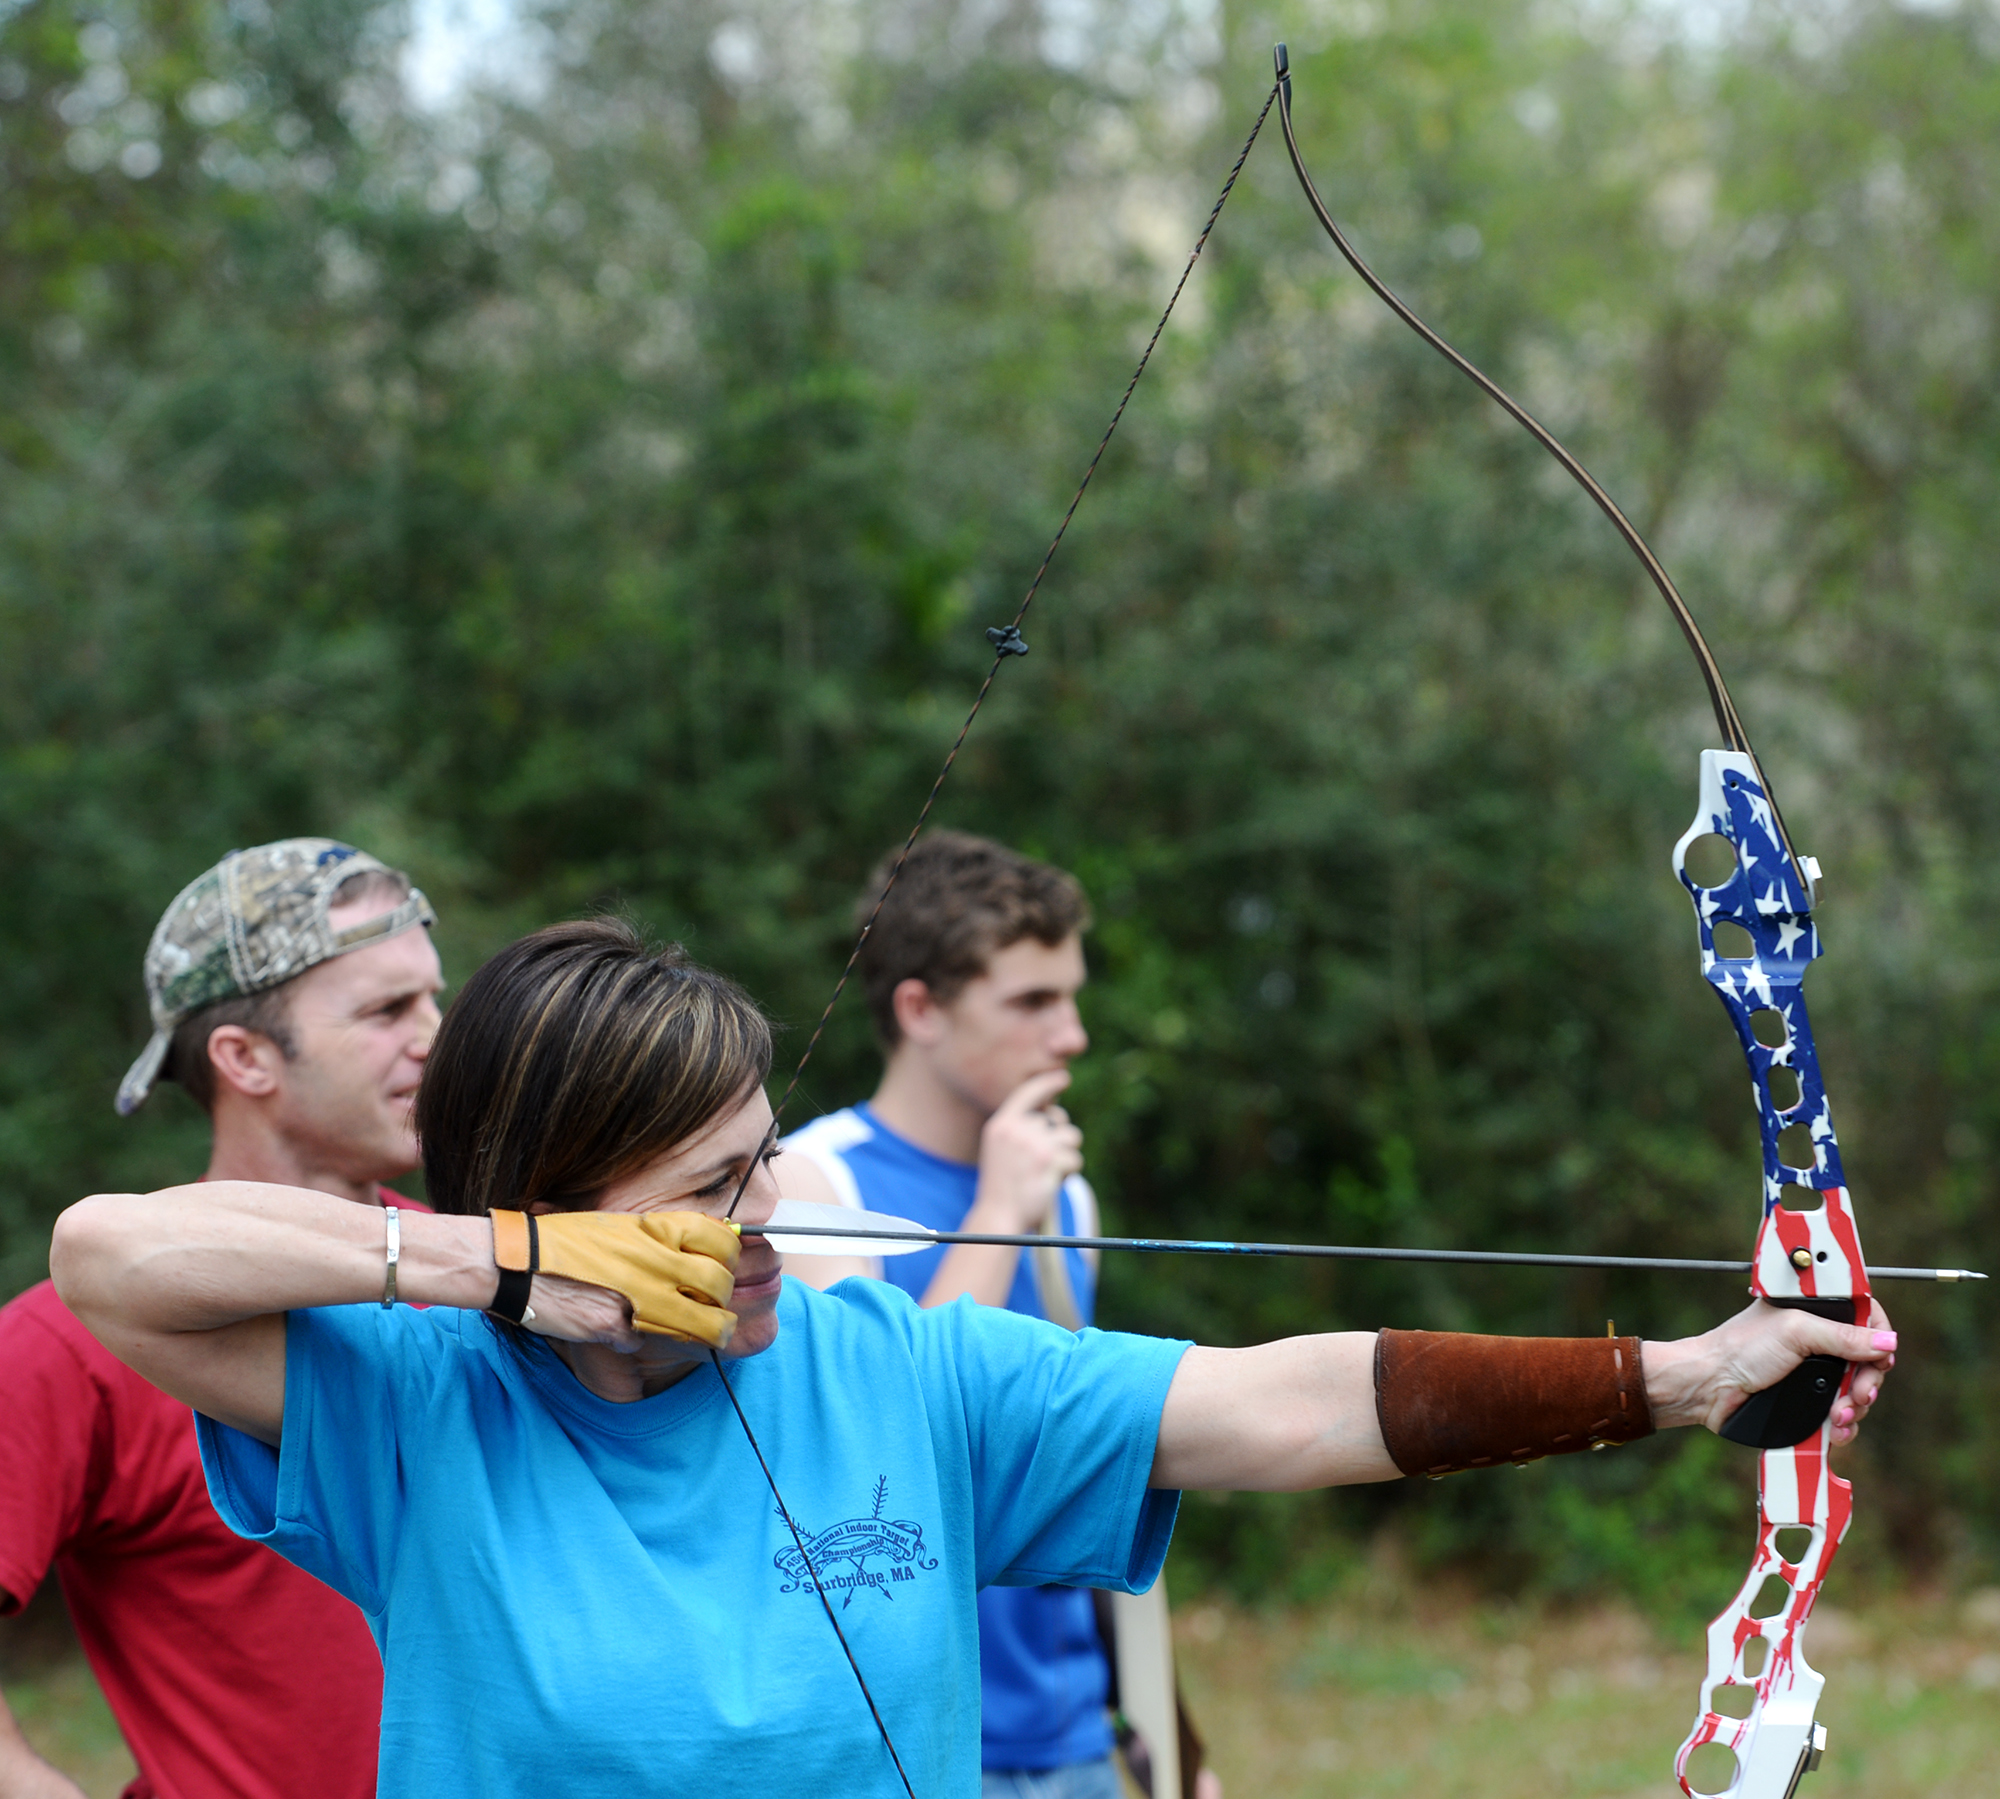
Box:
1718;1297;1854;1449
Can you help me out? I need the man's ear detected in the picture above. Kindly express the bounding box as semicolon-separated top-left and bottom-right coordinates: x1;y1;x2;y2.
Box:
890;977;945;1048
204;1025;287;1101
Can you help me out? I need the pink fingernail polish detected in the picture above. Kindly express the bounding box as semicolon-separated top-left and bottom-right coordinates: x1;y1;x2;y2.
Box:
1871;1331;1898;1351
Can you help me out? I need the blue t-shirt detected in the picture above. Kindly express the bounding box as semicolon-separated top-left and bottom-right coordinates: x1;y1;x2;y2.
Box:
784;1105;1112;1771
197;1278;1186;1799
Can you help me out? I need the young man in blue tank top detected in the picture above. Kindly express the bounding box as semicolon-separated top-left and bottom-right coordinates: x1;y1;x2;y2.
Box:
781;832;1218;1799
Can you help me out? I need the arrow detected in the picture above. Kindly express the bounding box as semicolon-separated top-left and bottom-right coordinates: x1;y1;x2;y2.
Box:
748;1201;1986;1282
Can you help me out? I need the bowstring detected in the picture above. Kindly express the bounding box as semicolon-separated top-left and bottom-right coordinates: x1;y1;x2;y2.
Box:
710;80;1283;1794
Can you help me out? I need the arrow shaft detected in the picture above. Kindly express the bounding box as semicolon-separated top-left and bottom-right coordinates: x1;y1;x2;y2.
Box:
742;1221;1981;1282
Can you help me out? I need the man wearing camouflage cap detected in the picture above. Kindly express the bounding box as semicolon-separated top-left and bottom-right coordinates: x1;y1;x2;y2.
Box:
0;840;442;1799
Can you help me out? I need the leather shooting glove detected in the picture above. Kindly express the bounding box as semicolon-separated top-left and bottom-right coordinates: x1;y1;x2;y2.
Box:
490;1209;741;1348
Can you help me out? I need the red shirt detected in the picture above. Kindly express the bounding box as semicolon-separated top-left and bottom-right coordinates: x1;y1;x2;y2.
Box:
0;1194;426;1799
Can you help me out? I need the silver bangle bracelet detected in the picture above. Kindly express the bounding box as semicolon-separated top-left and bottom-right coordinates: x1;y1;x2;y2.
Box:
381;1205;401;1309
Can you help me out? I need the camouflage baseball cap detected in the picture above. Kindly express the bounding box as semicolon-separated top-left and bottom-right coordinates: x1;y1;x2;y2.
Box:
117;839;436;1116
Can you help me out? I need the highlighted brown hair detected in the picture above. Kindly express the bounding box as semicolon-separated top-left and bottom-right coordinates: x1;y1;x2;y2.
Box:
418;918;772;1216
854;831;1090;1048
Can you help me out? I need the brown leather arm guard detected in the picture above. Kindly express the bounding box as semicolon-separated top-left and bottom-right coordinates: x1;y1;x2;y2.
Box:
1373;1329;1654;1478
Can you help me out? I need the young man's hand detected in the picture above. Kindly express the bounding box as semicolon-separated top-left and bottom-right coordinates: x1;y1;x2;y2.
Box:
969;1068;1084;1235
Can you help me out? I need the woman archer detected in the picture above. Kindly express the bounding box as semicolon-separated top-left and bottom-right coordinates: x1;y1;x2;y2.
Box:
51;918;1893;1799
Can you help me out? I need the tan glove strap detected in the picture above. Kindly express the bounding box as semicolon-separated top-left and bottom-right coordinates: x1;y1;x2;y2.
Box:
488;1211;538;1322
1374;1328;1654;1478
492;1210;536;1272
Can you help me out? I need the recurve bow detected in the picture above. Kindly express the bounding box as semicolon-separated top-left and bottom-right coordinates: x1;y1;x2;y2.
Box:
1269;43;1868;1796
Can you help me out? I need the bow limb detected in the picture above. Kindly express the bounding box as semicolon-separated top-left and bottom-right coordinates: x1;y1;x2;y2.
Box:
1269;43;1818;907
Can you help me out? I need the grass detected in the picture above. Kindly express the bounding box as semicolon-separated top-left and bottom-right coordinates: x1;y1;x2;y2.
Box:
10;1582;2000;1796
1170;1581;2000;1798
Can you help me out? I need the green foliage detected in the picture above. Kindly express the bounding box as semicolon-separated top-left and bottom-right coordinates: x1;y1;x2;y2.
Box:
2;0;1995;1600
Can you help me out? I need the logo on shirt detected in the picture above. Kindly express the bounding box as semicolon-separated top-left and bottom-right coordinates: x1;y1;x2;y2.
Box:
775;1476;940;1608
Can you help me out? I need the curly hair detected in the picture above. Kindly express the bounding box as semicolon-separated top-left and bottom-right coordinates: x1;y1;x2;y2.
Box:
854;832;1089;1047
